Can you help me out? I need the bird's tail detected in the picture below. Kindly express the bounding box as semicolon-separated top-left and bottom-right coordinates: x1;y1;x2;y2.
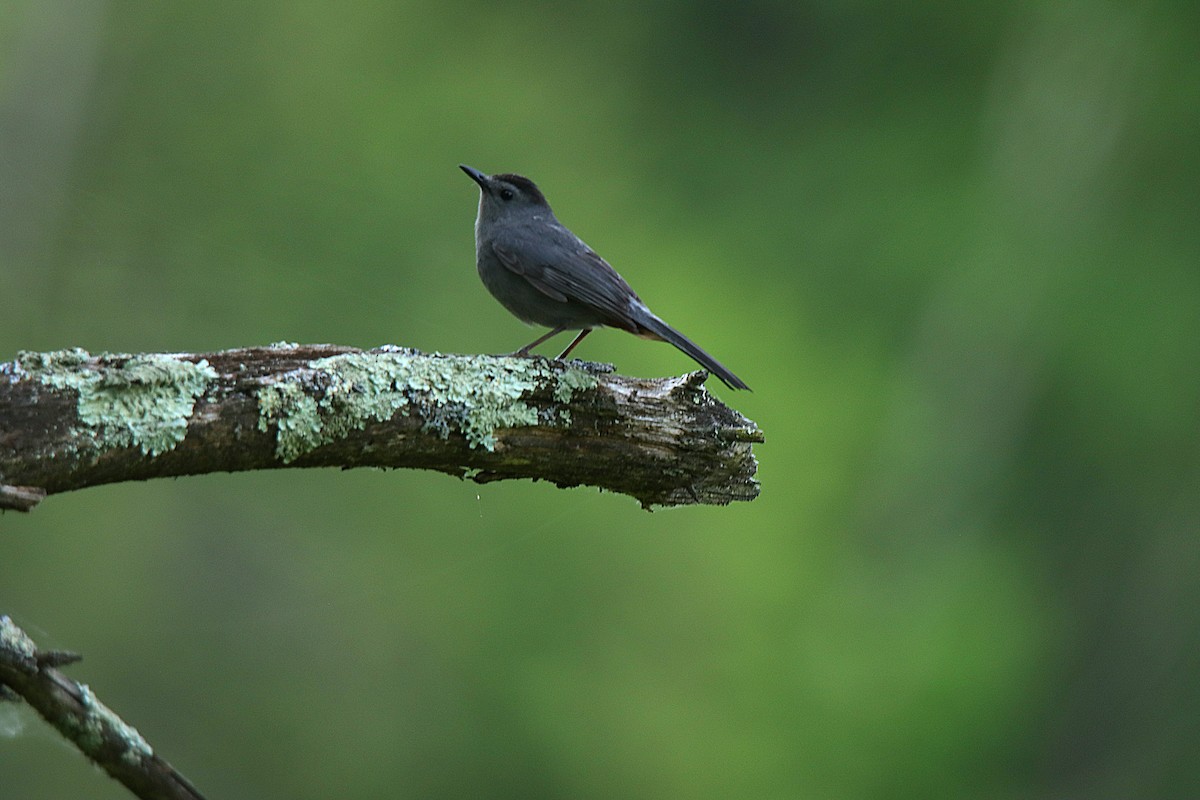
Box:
634;311;750;391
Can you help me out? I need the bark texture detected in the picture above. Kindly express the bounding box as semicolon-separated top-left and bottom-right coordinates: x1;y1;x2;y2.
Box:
0;344;762;511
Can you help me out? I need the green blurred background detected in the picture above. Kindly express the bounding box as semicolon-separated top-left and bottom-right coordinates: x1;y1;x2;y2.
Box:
3;1;1198;797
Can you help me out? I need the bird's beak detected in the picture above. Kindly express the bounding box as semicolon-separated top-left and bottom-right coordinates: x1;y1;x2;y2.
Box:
459;164;489;189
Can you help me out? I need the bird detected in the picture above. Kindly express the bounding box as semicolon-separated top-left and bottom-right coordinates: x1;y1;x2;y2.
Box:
460;165;749;390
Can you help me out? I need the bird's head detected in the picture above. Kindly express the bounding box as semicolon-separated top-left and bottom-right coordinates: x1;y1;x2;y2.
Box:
460;165;551;222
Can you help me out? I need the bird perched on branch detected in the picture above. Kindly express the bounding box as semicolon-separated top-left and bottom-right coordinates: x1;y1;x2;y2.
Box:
460;165;749;390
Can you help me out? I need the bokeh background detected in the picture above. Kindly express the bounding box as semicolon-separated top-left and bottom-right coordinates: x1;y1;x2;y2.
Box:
3;2;1198;798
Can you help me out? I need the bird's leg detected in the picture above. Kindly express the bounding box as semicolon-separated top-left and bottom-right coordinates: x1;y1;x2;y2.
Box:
513;326;568;357
555;329;592;360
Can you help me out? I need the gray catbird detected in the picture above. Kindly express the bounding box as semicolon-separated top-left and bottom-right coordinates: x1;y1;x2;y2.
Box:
460;165;750;390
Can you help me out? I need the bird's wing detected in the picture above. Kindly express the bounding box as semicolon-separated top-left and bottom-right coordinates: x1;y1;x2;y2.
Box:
492;241;568;302
490;241;526;275
491;236;639;328
544;248;636;313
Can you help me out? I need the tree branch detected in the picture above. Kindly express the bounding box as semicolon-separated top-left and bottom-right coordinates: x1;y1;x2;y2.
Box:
0;615;207;800
0;344;762;512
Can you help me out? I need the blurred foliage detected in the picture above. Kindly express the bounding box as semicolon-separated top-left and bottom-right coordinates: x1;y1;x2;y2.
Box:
2;1;1199;798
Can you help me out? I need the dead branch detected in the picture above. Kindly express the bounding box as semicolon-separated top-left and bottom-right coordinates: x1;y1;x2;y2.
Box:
0;344;762;512
0;615;207;800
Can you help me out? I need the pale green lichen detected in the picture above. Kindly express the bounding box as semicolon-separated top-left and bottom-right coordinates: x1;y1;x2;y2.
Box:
18;349;218;456
0;615;36;660
256;352;598;463
553;365;599;403
256;381;324;462
77;684;154;764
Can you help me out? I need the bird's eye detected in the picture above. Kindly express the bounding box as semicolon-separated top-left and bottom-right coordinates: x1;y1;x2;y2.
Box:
499;188;514;201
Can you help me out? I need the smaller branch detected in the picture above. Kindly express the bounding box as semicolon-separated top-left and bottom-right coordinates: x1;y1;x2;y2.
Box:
0;484;46;512
0;615;207;800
